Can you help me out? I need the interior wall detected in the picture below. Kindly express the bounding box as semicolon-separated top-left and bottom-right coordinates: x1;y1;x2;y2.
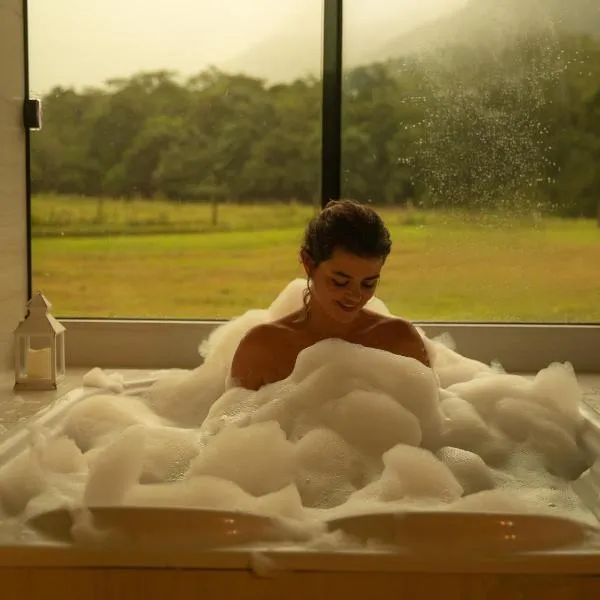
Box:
0;0;27;381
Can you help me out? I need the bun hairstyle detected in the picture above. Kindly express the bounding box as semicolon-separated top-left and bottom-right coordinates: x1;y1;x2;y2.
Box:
301;199;392;266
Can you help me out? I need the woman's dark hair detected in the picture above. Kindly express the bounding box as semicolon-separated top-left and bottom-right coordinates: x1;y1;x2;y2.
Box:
301;199;392;266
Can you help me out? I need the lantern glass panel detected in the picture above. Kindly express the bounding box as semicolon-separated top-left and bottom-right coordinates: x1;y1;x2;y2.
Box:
16;335;28;379
25;335;54;380
56;334;66;378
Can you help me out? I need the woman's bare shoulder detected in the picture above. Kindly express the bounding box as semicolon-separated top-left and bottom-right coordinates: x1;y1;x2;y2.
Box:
229;319;295;390
366;313;430;367
235;321;286;354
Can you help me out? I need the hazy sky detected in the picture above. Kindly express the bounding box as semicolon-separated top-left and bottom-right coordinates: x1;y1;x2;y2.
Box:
29;0;467;94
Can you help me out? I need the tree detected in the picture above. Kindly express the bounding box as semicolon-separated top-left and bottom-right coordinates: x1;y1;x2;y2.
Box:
30;33;600;218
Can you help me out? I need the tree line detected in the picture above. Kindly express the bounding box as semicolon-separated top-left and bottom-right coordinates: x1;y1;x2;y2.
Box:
31;32;600;218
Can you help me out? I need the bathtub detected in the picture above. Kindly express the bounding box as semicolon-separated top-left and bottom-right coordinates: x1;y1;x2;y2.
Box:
1;380;600;600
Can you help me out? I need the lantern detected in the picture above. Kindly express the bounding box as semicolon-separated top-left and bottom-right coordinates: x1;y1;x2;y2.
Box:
14;292;66;390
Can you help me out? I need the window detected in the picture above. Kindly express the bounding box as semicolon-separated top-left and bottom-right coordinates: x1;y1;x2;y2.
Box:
342;0;600;323
16;1;599;371
28;0;323;318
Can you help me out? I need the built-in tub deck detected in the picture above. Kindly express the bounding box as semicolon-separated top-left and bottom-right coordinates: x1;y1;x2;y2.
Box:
1;370;600;599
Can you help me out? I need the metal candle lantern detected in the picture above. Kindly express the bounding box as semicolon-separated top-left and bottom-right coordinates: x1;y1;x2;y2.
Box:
13;292;66;390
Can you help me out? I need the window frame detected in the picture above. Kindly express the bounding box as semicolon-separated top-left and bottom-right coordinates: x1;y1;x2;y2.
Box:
0;0;28;375
12;0;599;374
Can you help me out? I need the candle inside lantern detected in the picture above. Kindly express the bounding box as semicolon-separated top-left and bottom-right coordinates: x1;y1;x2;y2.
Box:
27;347;52;379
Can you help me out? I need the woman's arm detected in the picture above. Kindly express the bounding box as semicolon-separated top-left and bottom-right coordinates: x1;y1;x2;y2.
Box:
229;326;270;390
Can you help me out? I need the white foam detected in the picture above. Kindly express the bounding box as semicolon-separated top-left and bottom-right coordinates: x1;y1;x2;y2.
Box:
427;334;495;388
295;427;368;508
60;394;163;450
124;475;256;511
450;489;537;513
436;446;496;495
378;445;464;502
0;445;49;515
317;389;422;456
188;421;295;496
82;367;125;394
0;279;593;547
84;425;147;506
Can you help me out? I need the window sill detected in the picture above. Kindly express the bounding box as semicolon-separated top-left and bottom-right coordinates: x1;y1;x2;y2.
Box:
60;319;600;373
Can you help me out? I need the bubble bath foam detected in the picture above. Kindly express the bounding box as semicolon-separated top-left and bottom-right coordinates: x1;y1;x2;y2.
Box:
1;281;600;598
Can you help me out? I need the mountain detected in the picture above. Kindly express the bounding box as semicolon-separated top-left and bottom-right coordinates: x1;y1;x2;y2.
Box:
219;0;600;82
378;0;600;59
219;3;322;82
219;2;466;82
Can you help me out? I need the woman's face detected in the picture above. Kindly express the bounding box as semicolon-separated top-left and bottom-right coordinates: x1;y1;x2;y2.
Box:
304;248;384;323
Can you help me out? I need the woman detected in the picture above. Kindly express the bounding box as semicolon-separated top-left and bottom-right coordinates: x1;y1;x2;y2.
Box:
230;200;430;390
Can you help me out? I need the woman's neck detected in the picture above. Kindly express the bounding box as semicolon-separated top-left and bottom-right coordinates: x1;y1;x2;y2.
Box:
302;302;359;340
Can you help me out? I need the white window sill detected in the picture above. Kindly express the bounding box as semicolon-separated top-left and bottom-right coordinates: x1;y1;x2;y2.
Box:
61;319;600;373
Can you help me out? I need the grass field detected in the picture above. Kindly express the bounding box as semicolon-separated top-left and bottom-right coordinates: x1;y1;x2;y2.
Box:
31;194;600;321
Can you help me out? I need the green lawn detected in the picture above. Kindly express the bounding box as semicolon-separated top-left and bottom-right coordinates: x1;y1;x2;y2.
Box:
31;195;600;322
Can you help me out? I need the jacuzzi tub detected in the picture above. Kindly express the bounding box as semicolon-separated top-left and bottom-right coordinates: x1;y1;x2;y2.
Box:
1;380;600;600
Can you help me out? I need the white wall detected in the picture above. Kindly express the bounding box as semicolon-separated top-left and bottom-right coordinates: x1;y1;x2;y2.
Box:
0;0;27;379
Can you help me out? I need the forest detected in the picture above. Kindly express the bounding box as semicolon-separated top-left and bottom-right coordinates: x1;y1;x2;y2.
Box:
31;32;600;219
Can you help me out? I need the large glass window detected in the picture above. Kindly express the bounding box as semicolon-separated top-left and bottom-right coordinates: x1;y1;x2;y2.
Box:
28;1;600;324
28;0;323;318
342;0;600;323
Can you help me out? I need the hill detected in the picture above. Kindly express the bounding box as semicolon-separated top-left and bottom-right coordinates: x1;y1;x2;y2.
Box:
220;0;600;81
379;0;600;59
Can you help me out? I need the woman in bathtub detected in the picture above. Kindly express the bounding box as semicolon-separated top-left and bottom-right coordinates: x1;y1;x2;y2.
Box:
230;199;430;391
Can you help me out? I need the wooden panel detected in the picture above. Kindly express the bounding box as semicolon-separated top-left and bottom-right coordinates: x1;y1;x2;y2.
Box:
2;568;600;600
0;0;27;377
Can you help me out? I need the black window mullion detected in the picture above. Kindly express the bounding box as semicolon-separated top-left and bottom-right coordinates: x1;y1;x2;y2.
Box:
320;0;343;209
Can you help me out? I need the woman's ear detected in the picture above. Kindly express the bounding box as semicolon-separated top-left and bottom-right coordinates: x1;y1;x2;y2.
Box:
300;249;314;277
